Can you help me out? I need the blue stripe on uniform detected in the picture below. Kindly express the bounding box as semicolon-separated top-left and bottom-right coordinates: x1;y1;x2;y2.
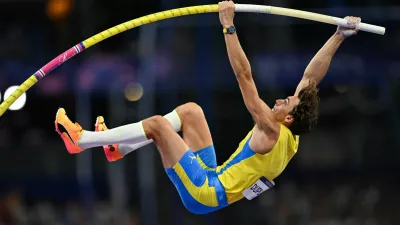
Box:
165;150;228;214
206;170;228;207
166;167;225;214
195;145;217;169
179;151;207;187
217;137;255;176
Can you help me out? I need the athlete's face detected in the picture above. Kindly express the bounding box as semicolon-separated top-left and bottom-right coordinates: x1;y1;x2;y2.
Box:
272;96;300;123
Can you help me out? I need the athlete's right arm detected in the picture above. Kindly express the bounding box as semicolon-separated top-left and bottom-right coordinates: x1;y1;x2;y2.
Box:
219;1;280;136
294;16;361;96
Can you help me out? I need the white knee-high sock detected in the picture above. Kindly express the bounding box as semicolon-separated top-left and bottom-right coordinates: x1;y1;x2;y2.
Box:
164;110;182;133
118;110;182;155
77;110;182;151
78;121;148;149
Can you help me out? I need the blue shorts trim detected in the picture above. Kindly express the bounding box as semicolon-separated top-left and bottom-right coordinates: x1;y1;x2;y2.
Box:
166;151;228;214
194;145;217;169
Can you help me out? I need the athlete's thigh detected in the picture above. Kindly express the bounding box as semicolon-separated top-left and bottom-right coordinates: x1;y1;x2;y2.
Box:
175;103;213;151
143;116;190;169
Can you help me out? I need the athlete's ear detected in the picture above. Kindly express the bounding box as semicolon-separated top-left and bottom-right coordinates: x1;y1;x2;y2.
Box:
285;115;294;124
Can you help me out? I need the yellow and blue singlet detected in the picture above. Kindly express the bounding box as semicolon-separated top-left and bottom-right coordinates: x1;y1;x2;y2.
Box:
165;124;299;214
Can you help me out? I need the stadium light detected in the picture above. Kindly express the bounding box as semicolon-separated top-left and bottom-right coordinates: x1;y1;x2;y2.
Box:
3;86;27;111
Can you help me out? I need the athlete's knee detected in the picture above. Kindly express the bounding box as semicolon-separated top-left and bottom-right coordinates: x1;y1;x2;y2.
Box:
143;115;173;139
176;102;205;121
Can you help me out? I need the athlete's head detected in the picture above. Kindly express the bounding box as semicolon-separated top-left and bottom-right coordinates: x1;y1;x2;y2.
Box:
272;80;319;135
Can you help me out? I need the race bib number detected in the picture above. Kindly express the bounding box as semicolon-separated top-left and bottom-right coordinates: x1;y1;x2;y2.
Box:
242;177;275;200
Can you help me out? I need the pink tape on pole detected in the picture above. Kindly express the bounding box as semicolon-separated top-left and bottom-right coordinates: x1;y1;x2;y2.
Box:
34;44;84;79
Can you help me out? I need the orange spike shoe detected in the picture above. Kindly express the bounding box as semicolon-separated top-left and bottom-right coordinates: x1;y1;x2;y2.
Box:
55;108;84;154
95;116;124;162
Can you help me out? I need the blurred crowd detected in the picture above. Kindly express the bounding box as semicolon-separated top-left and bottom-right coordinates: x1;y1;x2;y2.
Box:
1;0;400;224
0;179;398;225
0;189;139;225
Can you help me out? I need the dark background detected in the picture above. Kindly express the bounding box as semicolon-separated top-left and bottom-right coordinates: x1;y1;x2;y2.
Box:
0;0;399;224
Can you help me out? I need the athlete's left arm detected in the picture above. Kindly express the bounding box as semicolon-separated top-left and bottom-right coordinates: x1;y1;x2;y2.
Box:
220;1;280;137
294;16;361;96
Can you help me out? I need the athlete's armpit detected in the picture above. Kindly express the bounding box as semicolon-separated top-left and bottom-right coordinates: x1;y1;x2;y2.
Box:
236;76;280;136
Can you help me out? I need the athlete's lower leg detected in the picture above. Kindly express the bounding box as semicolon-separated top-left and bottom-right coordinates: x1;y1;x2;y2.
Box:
117;102;211;151
94;109;182;162
56;108;188;161
77;110;181;149
100;102;212;158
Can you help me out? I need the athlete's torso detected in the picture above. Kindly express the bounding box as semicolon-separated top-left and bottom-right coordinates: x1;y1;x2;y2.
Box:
216;124;299;204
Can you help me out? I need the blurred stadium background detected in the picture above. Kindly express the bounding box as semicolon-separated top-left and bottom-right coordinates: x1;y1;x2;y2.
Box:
0;0;399;224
